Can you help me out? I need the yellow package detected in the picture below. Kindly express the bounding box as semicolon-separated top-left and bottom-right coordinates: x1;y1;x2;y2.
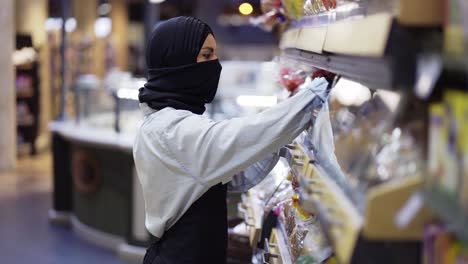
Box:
281;0;304;19
455;91;468;208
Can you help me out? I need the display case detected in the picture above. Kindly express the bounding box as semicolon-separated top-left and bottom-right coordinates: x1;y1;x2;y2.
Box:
49;70;148;262
15;34;40;155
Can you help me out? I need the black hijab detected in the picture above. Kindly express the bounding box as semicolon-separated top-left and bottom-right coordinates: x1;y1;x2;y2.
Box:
138;16;222;115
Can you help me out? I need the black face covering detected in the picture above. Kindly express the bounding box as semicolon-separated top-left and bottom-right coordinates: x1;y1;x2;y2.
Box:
139;16;222;115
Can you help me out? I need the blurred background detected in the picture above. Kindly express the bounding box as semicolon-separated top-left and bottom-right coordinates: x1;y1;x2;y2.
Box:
0;0;467;263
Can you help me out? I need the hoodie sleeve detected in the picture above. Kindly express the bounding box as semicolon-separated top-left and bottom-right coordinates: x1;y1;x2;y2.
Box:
159;77;329;187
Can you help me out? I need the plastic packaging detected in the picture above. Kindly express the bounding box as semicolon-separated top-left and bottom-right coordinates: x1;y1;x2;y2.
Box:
303;0;337;16
289;224;309;261
281;0;306;19
459;92;468;211
228;152;281;193
279;67;307;95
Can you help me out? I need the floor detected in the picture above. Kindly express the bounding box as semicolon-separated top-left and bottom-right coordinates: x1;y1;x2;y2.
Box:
0;152;126;264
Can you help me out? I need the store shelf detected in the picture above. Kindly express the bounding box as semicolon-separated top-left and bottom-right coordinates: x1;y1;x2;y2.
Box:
16;63;34;71
281;12;423;90
239;193;264;248
17;142;31;156
290;0;442;29
16;94;34;99
424;187;468;243
17;116;35;127
283;48;396;90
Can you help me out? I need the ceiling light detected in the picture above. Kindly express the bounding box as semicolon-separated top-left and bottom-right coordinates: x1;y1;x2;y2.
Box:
94;17;112;38
239;3;254;16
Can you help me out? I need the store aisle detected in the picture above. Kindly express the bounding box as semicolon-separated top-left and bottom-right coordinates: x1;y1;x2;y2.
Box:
0;153;126;264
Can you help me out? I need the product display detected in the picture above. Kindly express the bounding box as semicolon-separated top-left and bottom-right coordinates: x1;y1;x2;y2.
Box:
303;0;337;16
240;22;461;261
279;67;307;95
427;89;467;198
424;224;468;264
442;91;462;194
16;74;34;98
281;0;305;19
461;92;468;212
428;103;446;188
15;34;39;155
237;145;328;262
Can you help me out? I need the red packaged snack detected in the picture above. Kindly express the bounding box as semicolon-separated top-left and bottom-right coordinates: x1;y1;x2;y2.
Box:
279;68;306;94
311;69;336;83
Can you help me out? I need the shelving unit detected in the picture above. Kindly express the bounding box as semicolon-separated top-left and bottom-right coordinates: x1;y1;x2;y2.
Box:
424;188;468;243
15;34;40;155
241;1;468;262
239;193;264;248
280;12;423;91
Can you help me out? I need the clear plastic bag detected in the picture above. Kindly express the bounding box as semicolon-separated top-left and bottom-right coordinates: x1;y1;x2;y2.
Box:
310;99;348;184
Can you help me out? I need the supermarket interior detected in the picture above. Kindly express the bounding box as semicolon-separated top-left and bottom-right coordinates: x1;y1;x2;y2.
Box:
0;0;467;263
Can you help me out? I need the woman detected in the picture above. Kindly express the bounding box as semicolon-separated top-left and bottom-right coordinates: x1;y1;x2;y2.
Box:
134;16;328;264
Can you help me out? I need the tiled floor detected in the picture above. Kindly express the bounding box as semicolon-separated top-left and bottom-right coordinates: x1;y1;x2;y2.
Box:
0;152;126;264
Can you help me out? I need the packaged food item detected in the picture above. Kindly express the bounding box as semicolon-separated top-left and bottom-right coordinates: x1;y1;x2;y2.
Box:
289;224;309;261
261;0;283;14
365;127;424;188
281;0;305;19
455;91;468;211
279;67;307;95
282;200;297;236
303;0;335;15
250;8;287;32
423;224;468;264
434;227;452;264
442;91;462;196
264;181;293;214
311;69;336;84
324;255;338;264
423;224;443;264
428;103;445;187
302;220;333;262
292;193;312;219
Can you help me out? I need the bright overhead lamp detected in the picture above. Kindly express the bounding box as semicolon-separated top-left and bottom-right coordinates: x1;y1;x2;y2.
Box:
149;0;166;3
239;2;254;16
94;17;112;38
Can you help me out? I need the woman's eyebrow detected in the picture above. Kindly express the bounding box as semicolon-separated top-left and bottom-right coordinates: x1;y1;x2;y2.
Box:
201;47;214;52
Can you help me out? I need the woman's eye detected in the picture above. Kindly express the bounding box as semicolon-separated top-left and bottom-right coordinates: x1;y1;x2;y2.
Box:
203;53;211;59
